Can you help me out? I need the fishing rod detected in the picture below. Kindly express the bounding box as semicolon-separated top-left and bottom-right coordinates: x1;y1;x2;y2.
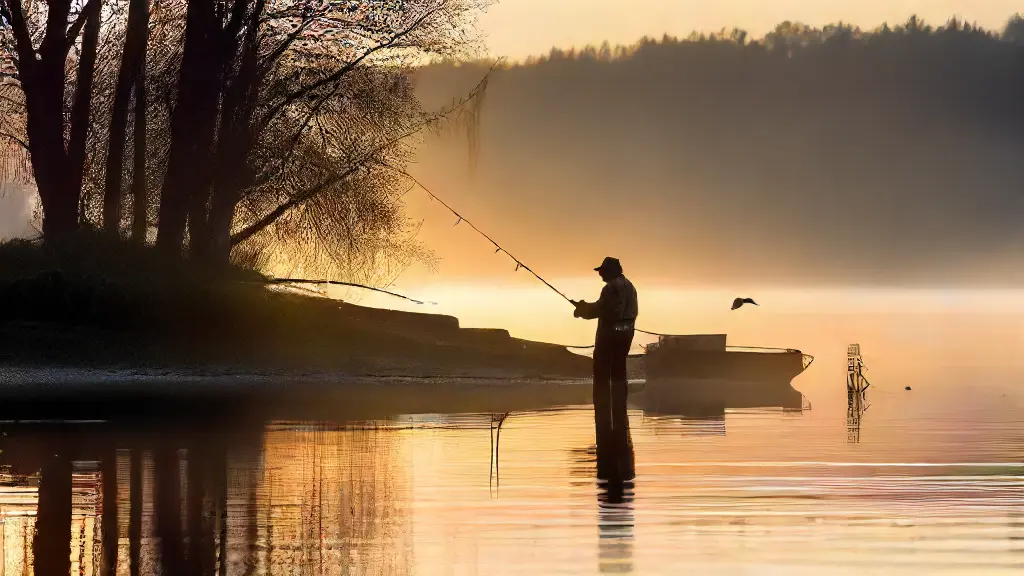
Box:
264;175;788;354
408;176;806;355
405;172;681;341
402;171;575;304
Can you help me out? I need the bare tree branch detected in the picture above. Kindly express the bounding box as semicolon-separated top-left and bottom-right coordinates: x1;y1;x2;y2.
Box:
258;16;314;73
260;7;441;128
4;0;36;77
232;67;493;246
66;0;96;45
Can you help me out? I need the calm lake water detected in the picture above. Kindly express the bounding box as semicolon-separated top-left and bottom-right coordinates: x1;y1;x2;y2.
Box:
1;307;1024;574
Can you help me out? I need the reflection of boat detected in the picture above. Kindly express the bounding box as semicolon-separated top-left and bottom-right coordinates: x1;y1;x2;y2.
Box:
628;334;813;411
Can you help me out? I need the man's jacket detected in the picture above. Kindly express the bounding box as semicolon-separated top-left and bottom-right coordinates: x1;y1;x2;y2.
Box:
575;275;638;343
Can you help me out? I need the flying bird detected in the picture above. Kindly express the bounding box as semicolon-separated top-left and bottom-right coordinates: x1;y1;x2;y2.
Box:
731;297;758;310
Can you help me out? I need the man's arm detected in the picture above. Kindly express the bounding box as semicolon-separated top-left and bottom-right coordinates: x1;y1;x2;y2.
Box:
573;285;612;320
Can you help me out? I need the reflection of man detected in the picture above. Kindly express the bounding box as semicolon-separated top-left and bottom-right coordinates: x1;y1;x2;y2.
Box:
571;257;638;481
598;481;635;574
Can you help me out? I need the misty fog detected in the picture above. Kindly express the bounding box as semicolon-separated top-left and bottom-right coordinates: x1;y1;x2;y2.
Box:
0;182;32;240
409;20;1024;285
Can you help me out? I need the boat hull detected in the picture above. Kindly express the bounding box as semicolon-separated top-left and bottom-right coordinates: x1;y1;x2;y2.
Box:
631;346;809;412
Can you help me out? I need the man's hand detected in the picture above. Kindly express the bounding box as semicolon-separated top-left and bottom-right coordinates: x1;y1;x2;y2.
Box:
570;299;584;318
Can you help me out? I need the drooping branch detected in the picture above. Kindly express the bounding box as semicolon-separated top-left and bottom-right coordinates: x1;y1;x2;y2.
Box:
230;165;358;247
232;68;493;246
258;16;315;74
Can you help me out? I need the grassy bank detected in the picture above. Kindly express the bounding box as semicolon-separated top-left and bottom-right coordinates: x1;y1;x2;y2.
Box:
0;236;590;379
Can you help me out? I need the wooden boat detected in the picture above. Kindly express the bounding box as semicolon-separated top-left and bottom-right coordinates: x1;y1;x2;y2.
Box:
628;334;813;412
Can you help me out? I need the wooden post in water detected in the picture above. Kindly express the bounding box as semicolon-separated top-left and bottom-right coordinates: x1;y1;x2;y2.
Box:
847;344;868;396
847;344;871;443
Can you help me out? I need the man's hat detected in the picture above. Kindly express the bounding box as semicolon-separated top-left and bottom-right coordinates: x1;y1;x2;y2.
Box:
594;256;622;274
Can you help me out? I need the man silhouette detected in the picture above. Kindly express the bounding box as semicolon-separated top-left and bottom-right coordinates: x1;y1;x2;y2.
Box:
571;257;638;481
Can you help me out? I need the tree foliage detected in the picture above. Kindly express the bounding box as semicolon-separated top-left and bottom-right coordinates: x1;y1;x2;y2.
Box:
0;0;490;283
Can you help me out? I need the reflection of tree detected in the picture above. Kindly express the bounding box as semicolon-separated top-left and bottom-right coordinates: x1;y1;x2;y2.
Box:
0;424;253;576
259;424;411;576
34;451;72;576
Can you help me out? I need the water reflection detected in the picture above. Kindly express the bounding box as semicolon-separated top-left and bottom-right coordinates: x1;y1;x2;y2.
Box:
0;393;1021;574
0;423;257;576
597;481;635;574
643;414;727;437
847;343;871;444
258;425;411;575
490;412;509;495
847;390;869;444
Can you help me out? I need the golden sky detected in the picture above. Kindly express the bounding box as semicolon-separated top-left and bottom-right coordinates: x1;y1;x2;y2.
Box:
479;0;1023;59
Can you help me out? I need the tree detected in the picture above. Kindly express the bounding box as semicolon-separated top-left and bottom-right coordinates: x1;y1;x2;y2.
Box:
154;0;243;257
1004;13;1024;44
103;0;150;234
131;52;148;243
152;0;490;263
0;0;103;241
0;0;478;285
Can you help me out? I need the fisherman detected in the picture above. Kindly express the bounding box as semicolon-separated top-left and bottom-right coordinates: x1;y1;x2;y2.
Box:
571;257;638;481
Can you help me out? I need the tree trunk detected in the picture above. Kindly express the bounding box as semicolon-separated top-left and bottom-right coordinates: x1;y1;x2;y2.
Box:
156;0;216;256
9;0;76;241
207;2;264;265
65;0;102;228
157;0;240;259
103;0;150;235
131;62;149;243
159;0;256;260
27;69;72;240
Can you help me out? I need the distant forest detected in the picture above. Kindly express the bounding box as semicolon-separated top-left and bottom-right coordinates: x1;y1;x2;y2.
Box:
410;16;1024;284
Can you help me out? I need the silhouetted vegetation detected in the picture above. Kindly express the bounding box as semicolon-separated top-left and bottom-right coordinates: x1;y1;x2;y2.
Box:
0;233;592;377
0;0;488;279
0;0;501;362
0;234;262;328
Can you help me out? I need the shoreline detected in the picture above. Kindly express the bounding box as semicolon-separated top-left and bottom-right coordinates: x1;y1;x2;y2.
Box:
0;368;606;423
0;365;595;389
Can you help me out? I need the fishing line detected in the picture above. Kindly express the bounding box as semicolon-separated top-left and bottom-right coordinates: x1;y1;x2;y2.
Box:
408;176;807;356
408;176;698;341
260;177;801;355
408;174;574;304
